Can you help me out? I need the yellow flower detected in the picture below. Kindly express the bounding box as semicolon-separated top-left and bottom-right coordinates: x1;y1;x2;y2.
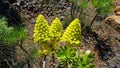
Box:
33;14;50;43
49;17;63;41
61;18;81;45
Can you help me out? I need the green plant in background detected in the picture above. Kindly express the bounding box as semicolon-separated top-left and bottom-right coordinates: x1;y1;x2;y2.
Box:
69;0;78;3
0;17;13;43
90;0;113;27
61;18;81;45
0;17;27;45
0;17;28;68
57;46;77;68
92;0;113;15
76;0;89;10
2;26;27;44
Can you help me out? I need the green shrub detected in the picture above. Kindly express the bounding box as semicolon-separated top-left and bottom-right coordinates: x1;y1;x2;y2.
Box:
89;0;114;27
0;17;13;41
92;0;113;15
76;0;89;9
3;26;27;45
0;17;27;45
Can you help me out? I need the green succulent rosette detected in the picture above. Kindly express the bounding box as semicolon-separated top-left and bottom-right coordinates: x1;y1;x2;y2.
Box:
33;14;50;43
49;17;63;41
61;18;81;45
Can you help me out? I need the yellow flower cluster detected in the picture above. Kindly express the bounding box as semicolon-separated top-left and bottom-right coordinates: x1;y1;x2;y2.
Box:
33;14;50;43
61;18;81;45
49;17;62;41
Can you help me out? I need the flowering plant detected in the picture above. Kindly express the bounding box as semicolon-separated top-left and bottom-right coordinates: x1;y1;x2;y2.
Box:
33;14;50;43
49;17;63;41
61;18;81;45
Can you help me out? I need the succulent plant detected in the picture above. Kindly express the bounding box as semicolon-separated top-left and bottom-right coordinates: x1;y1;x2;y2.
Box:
33;14;50;43
61;18;81;45
57;46;77;68
73;50;95;68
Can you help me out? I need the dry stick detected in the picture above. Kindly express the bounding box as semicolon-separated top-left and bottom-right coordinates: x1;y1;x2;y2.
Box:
78;9;83;20
79;10;89;32
52;53;56;68
0;52;12;68
18;40;29;55
42;55;47;68
71;3;74;19
72;3;75;19
5;59;12;68
18;40;33;68
89;13;98;28
75;6;79;18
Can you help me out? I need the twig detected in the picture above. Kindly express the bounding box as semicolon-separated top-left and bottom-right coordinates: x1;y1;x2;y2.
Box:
18;40;29;55
89;13;98;28
52;53;56;68
42;55;46;68
0;52;12;68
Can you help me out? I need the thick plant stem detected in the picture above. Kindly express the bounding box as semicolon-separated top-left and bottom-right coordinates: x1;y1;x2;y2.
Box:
68;63;71;68
42;56;46;68
52;53;56;68
89;13;98;28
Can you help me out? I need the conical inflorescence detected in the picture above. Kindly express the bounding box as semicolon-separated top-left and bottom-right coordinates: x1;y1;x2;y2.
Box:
49;17;63;41
61;18;81;45
33;14;50;43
